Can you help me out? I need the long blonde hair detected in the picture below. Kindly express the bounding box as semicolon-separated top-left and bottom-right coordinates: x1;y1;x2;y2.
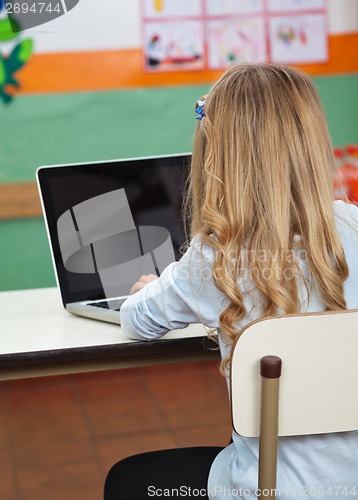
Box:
186;63;348;372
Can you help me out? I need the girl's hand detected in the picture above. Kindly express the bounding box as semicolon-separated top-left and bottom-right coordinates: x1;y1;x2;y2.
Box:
130;274;159;295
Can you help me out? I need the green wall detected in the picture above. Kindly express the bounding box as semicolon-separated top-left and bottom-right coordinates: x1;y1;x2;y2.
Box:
1;74;357;291
0;218;55;291
314;74;358;147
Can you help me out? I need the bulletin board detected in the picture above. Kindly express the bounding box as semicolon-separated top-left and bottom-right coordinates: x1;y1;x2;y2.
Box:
141;0;328;71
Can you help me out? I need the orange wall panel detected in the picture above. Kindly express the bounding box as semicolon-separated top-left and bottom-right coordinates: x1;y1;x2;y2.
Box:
16;33;358;94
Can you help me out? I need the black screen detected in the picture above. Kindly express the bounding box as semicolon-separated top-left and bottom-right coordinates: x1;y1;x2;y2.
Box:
37;154;191;305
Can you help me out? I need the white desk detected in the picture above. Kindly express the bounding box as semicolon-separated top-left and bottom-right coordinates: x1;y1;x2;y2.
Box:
0;288;219;381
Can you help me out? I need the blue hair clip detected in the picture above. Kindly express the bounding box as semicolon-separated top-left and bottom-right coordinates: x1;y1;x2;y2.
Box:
195;98;205;121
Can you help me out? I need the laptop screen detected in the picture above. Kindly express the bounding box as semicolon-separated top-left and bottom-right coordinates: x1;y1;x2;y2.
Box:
37;153;191;305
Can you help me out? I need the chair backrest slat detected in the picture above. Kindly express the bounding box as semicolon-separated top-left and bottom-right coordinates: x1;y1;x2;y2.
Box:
230;310;358;437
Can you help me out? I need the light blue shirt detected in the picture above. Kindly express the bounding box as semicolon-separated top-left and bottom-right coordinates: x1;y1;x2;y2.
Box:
120;200;358;499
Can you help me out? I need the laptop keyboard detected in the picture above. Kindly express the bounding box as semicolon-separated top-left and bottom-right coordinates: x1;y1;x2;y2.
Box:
87;299;126;312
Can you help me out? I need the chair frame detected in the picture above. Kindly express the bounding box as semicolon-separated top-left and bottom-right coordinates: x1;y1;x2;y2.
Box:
230;309;358;499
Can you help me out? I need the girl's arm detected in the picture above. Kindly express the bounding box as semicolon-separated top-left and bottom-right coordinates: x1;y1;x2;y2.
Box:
119;238;227;340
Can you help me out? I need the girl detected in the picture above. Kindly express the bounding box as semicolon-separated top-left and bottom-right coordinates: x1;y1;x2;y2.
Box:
104;63;358;499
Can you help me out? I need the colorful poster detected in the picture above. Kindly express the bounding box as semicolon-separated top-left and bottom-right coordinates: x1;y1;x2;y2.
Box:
207;17;266;69
144;21;204;71
143;0;202;18
141;0;328;71
269;13;327;63
205;0;264;16
268;0;326;13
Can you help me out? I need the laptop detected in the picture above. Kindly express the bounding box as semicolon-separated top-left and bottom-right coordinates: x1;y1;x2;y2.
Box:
36;153;191;324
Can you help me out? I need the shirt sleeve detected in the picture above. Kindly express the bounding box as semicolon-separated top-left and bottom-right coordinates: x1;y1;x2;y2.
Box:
119;237;228;340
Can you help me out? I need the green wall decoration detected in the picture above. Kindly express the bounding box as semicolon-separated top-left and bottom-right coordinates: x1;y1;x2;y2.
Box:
0;15;33;104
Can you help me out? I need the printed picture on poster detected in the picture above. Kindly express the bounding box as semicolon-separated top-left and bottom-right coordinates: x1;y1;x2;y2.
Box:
205;0;263;16
207;17;267;69
143;0;202;19
144;21;204;71
269;13;327;64
267;0;326;13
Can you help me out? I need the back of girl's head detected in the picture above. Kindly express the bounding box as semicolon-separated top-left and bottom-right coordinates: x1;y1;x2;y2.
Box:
188;63;348;361
191;63;335;244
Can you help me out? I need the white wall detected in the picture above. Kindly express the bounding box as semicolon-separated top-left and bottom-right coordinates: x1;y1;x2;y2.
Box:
21;0;141;53
328;0;358;34
12;0;358;54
